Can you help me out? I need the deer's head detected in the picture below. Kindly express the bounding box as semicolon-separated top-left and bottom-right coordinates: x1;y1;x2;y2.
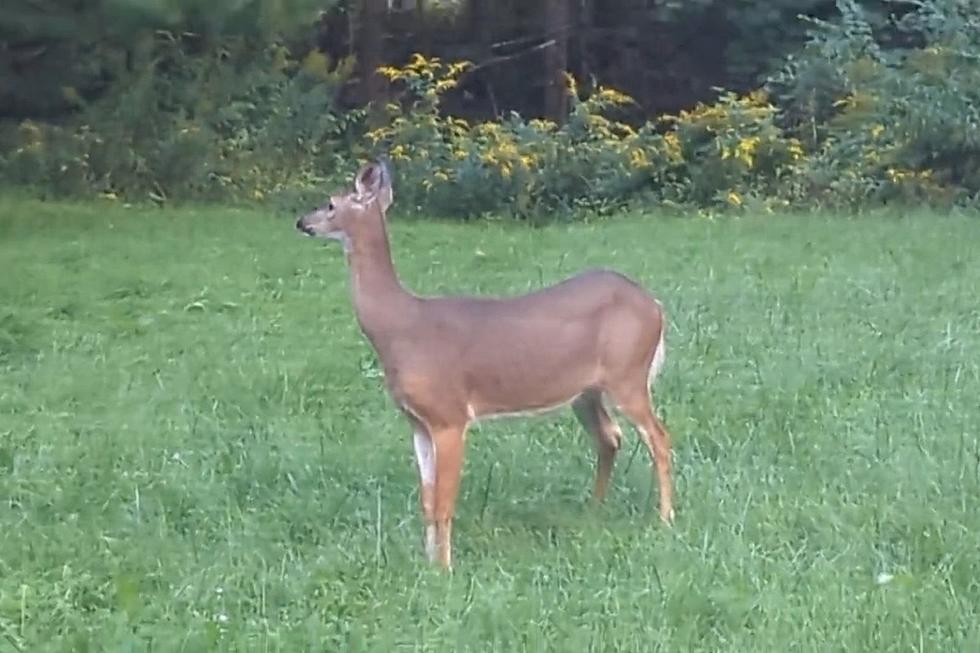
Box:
295;160;393;245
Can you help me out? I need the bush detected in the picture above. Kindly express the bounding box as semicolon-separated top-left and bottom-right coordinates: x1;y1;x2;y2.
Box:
364;56;648;219
368;0;980;218
652;90;805;210
768;0;980;208
365;54;808;219
0;35;361;203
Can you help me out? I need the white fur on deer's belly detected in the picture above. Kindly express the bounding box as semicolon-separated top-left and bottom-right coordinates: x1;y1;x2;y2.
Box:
467;394;581;424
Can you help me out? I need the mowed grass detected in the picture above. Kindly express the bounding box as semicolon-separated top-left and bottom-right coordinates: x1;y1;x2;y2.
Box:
1;196;979;651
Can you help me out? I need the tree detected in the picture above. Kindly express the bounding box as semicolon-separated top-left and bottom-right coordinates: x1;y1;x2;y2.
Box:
0;0;331;120
356;0;388;124
543;0;571;122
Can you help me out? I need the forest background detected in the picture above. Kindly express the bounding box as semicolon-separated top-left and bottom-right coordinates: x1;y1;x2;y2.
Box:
2;0;978;219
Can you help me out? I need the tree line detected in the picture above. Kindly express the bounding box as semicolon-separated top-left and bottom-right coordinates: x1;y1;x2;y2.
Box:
2;1;977;215
1;0;909;124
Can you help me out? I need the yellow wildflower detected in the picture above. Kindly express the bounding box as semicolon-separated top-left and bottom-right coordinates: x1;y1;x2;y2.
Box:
726;191;743;207
477;122;502;136
407;53;435;71
377;65;402;81
530;119;557;133
663;132;683;163
734;136;761;168
747;89;770;107
629;148;651;170
365;127;389;144
596;86;635;106
887;168;908;182
888;168;933;183
787;138;805;161
615;123;638;138
496;141;518;157
390;144;408;161
563;72;578;97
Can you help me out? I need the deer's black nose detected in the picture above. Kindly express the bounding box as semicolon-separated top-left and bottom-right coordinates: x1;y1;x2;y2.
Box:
295;218;316;236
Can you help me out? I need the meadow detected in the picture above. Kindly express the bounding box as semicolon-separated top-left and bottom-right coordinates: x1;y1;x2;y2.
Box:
1;196;978;651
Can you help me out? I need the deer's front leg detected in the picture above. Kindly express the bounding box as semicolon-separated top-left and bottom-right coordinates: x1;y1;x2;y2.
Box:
412;427;437;562
431;425;466;570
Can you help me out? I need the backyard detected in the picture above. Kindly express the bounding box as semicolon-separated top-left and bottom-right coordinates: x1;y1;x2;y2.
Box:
1;197;978;650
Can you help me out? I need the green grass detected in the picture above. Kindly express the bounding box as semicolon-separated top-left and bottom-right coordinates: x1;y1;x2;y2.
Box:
1;196;979;651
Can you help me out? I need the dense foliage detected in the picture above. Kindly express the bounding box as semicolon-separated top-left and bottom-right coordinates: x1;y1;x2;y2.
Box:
1;0;977;218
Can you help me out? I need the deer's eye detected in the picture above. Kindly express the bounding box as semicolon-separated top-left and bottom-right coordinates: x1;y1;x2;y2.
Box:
327;201;335;212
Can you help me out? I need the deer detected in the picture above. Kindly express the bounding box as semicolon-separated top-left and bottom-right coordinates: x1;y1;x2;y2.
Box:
295;160;674;570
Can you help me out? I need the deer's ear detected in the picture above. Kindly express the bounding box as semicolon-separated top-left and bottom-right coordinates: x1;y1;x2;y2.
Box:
375;159;393;213
354;160;393;213
354;161;379;197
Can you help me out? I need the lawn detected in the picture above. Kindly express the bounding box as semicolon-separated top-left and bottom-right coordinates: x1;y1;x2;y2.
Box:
1;196;979;651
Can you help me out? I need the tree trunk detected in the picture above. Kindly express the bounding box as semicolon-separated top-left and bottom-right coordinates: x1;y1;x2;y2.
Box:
573;0;593;96
543;0;570;123
357;0;387;125
468;0;493;58
467;0;498;118
416;0;432;55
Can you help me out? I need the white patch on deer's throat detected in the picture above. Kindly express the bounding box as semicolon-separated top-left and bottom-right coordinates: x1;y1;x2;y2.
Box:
327;230;351;253
413;431;435;485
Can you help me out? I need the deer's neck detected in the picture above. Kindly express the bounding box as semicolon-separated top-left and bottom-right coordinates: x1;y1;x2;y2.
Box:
346;213;417;343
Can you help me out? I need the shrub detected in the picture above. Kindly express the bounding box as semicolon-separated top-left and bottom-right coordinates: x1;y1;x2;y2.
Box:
767;0;980;208
0;35;361;203
652;90;805;210
366;54;807;219
362;0;980;218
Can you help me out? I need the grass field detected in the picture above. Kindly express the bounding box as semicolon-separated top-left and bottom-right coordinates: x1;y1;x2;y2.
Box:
1;196;979;651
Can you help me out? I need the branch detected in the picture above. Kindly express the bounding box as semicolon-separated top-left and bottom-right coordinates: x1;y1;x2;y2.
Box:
463;38;558;78
490;23;576;53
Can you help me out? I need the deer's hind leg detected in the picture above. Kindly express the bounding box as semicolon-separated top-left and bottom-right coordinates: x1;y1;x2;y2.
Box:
573;390;624;503
606;381;674;525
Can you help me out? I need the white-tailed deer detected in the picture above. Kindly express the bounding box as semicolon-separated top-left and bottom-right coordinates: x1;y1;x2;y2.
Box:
296;160;673;569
